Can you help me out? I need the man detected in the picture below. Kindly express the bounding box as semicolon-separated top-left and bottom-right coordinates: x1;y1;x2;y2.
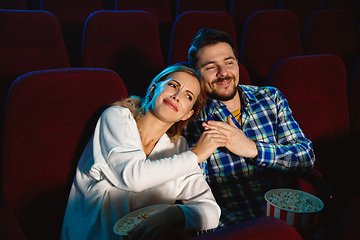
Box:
183;28;315;227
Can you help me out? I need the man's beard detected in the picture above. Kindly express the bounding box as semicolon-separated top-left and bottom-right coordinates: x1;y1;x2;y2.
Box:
207;76;238;101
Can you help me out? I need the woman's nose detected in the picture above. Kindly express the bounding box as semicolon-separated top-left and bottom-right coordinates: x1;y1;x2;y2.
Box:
171;93;180;101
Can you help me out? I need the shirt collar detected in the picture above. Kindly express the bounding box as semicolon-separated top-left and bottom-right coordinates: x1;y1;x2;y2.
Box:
205;85;256;112
238;85;257;102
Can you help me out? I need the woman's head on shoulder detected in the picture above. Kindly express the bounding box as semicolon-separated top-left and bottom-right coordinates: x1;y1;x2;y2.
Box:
113;65;206;141
145;65;206;121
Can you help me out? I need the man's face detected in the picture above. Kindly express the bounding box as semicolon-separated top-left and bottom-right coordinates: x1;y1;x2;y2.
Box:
196;42;239;101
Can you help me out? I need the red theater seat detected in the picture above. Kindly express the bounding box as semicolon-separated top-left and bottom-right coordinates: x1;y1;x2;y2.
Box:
229;0;276;51
240;10;302;86
188;217;302;240
168;11;238;65
0;9;70;151
0;10;69;83
81;10;164;97
238;63;252;85
175;0;227;17
268;54;351;237
116;0;172;26
302;9;358;80
0;68;128;240
278;0;321;35
40;0;104;67
40;0;103;26
268;54;348;165
116;0;173;63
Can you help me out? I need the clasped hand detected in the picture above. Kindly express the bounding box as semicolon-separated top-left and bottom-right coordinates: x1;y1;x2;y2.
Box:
202;116;257;159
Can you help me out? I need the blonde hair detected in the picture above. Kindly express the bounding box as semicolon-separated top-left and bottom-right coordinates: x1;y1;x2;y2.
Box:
113;65;206;142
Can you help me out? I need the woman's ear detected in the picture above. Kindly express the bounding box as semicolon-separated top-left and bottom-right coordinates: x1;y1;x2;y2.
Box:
148;83;156;103
181;109;194;121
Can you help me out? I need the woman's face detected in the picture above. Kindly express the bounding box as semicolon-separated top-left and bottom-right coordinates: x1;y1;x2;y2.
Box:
150;71;201;124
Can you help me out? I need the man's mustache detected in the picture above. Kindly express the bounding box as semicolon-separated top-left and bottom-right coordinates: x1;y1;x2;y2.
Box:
212;75;235;84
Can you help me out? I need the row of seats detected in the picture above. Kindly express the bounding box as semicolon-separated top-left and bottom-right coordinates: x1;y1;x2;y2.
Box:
0;8;359;152
2;0;360;28
1;0;359;70
1;1;359;86
0;8;358;93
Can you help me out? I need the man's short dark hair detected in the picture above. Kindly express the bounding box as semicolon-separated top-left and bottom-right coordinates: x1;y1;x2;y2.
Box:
188;28;236;70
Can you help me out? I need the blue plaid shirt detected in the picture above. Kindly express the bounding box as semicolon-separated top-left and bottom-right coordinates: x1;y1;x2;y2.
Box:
183;85;315;227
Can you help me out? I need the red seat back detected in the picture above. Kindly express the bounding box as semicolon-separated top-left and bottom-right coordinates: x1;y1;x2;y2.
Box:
116;0;172;25
268;54;349;173
229;0;276;49
116;0;173;60
0;10;70;79
81;10;165;96
268;54;348;142
40;0;104;25
168;11;238;65
175;0;227;17
278;0;321;35
302;9;358;78
40;0;104;67
0;9;70;149
239;63;252;85
1;68;128;240
240;10;302;86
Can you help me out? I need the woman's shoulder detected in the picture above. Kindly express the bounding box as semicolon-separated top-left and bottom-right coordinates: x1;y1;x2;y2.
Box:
101;106;134;120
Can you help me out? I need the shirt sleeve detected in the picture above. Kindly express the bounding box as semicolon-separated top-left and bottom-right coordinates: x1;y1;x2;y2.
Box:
175;167;221;231
252;88;315;173
90;106;200;192
182;110;207;150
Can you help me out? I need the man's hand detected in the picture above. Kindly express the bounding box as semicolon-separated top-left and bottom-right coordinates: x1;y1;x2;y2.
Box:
202;116;258;158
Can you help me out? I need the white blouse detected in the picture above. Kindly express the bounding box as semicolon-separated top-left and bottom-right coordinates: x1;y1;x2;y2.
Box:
60;106;220;240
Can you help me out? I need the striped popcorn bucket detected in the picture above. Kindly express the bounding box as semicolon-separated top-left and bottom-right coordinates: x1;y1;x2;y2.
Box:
265;189;324;240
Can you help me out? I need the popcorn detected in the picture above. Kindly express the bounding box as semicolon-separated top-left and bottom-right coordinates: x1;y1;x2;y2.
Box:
267;191;321;212
117;211;157;234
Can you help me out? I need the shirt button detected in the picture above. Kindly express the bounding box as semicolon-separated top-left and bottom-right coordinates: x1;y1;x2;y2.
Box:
262;163;266;167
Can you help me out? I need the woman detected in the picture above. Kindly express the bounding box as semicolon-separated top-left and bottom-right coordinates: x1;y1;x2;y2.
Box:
60;65;228;240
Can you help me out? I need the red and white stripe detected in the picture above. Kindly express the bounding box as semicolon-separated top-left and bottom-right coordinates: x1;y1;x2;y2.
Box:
266;201;320;228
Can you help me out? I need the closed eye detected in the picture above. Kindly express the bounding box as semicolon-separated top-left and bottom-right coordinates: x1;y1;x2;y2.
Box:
205;64;217;71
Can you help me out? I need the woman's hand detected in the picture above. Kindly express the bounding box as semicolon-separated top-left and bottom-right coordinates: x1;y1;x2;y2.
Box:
202;116;258;158
191;128;228;163
127;206;185;240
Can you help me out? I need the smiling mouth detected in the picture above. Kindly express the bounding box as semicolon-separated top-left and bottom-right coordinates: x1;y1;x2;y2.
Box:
163;99;178;111
214;77;233;86
217;79;231;85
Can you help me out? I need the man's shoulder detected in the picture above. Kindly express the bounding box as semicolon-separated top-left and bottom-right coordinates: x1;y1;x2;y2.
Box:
240;85;284;100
